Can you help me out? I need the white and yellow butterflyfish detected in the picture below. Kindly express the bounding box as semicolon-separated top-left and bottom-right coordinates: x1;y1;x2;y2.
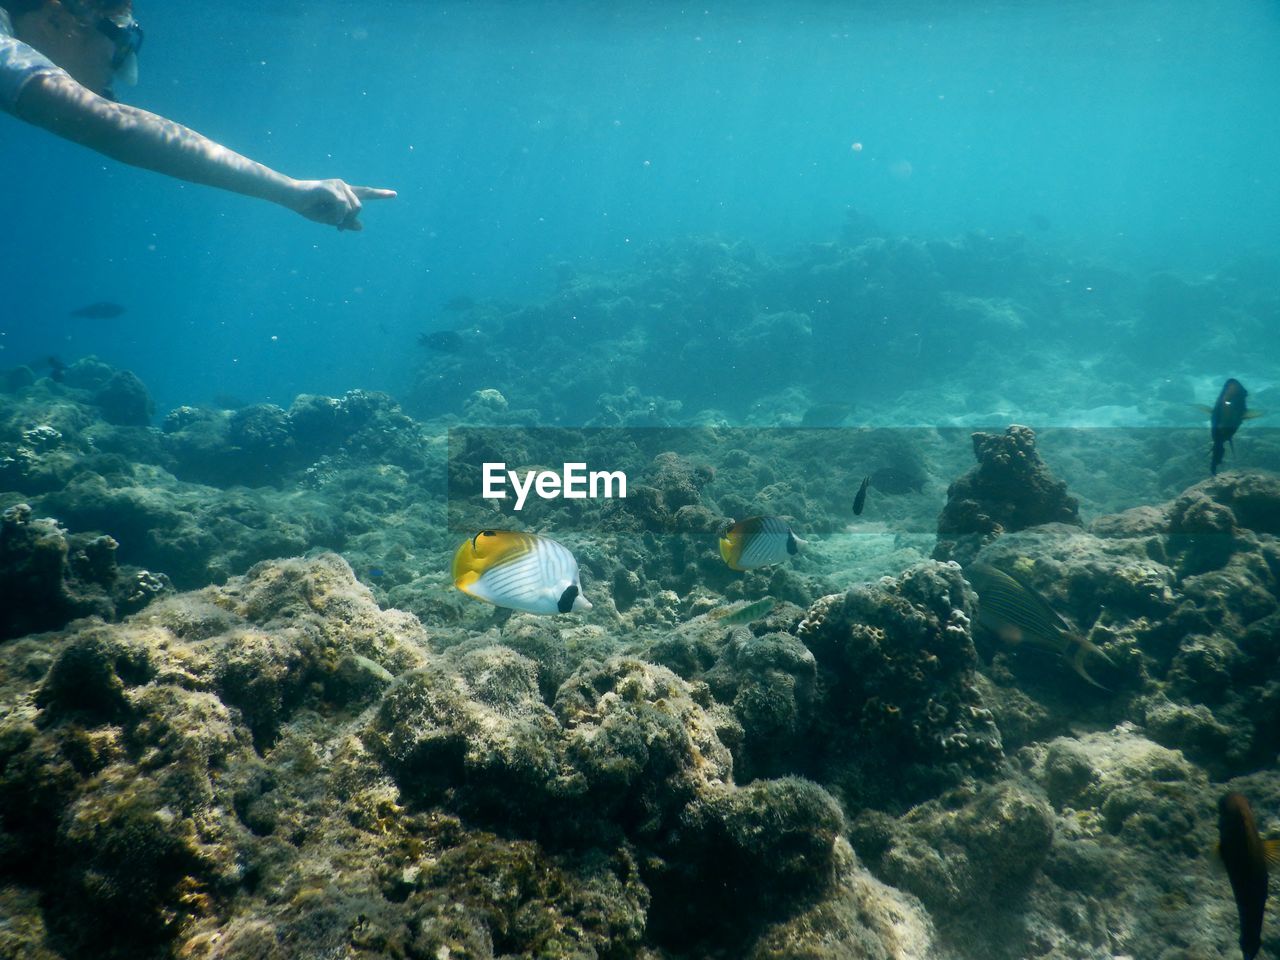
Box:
718;516;804;571
452;530;591;615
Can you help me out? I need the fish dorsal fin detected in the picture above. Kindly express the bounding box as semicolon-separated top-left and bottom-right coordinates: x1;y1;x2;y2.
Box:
1264;839;1280;866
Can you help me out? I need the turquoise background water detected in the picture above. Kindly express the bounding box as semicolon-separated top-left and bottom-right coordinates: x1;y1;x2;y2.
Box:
3;0;1278;414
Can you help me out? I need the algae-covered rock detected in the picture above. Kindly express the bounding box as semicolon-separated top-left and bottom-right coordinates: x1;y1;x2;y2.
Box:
372;646;852;955
798;560;1003;806
703;625;818;782
1011;724;1234;960
935;425;1081;565
0;556;440;960
748;838;939;960
626;451;716;533
0;503;169;640
550;656;737;849
370;648;561;821
651;776;843;950
93;371;154;427
845;724;1231;960
866;782;1054;914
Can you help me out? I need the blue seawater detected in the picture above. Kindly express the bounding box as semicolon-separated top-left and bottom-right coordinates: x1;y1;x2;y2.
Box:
2;0;1277;416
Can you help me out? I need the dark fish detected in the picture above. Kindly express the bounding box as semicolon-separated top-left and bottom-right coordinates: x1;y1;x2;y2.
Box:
800;403;853;427
870;465;926;495
1218;792;1280;960
967;562;1114;689
442;296;476;313
852;475;870;515
368;567;385;579
69;301;126;319
1210;378;1253;475
45;356;66;383
419;330;465;353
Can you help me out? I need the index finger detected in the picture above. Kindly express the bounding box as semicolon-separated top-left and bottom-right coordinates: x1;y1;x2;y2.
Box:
352;186;397;201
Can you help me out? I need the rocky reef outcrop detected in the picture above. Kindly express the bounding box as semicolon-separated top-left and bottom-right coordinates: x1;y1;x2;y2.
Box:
0;503;168;640
797;561;1004;807
935;424;1081;565
2;230;1279;960
0;555;941;960
0;363;442;593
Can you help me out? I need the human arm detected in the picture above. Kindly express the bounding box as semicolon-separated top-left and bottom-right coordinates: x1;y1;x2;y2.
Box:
14;72;395;229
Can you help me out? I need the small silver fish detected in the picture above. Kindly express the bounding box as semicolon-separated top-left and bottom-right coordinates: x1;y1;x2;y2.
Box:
710;597;776;625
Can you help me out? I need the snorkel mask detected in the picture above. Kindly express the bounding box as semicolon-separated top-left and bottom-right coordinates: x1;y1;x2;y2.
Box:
96;11;143;88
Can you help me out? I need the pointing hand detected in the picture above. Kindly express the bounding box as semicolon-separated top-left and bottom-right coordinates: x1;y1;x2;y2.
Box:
288;178;396;231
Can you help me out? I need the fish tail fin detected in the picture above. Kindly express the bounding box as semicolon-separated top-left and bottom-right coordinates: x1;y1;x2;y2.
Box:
1071;642;1111;692
1264;839;1280;866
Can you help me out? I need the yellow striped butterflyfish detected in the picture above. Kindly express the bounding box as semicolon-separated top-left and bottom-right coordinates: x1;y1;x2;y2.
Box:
719;516;803;571
452;530;591;615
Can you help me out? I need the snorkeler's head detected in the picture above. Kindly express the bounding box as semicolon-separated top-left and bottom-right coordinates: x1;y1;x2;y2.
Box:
7;0;140;97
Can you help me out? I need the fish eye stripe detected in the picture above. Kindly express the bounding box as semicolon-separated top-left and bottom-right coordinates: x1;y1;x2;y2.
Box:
557;584;579;613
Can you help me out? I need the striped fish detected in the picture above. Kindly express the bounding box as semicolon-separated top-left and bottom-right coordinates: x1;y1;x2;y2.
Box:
710;597;776;625
967;561;1114;689
452;530;591;615
719;516;803;571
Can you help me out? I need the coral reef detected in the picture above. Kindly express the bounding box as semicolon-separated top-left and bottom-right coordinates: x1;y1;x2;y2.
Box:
2;230;1280;960
935;424;1081;564
0;555;899;960
847;724;1239;960
93;370;155;427
162;389;427;488
0;364;442;592
0;503;168;640
959;471;1280;785
797;561;1005;807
